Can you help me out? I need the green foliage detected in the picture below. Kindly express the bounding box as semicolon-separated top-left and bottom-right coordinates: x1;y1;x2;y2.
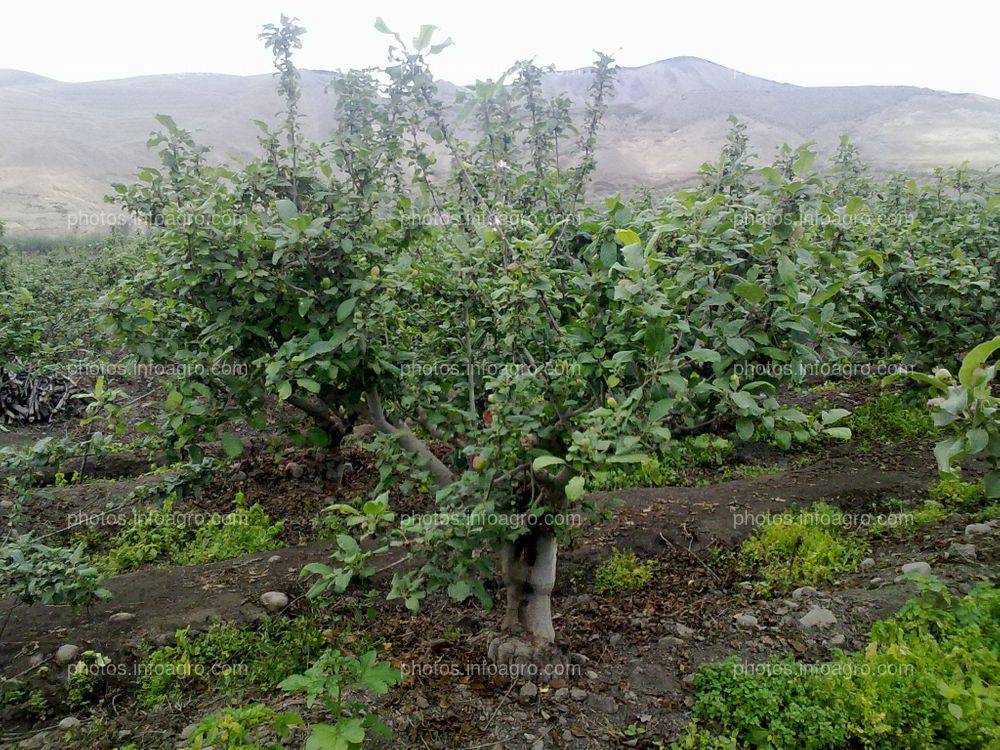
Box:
65;651;112;707
186;704;301;750
593;548;656;595
0;538;111;609
846;391;935;444
737;502;866;595
687;579;1000;749
590;435;732;490
98;493;283;573
929;476;985;509
138;617;326;706
890;337;1000;499
278;647;402;750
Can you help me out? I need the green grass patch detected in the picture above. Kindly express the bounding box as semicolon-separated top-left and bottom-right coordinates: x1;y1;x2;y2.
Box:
137;616;326;706
98;493;283;574
846;391;935;444
590;435;733;490
737;502;866;596
594;548;656;595
677;579;1000;749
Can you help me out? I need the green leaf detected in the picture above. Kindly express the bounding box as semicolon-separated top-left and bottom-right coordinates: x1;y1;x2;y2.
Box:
276;199;298;223
958;336;1000;388
413;24;437;51
337;298;357;323
277;380;293;401
984;471;1000;499
607;453;648;464
733;281;765;304
648;398;672;422
565;475;586;502
615;229;641;246
220;432;244;458
823;427;852;440
688;348;721;364
532;455;565;472
621;243;644;270
447;580;471;601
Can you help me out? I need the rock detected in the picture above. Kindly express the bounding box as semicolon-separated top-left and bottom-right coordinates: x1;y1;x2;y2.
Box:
965;523;992;539
901;561;932;576
58;717;81;731
55;644;79;666
586;693;618;713
267;555;282;563
261;591;289;612
828;633;846;647
682;673;696;689
570;687;587;701
28;653;44;668
531;740;544;750
232;470;247;483
109;612;136;624
799;606;837;629
628;662;677;695
0;499;13;511
674;623;696;638
734;613;758;629
22;731;55;749
949;543;977;561
657;635;685;650
286;462;304;479
569;652;589;665
859;557;876;570
791;586;818;599
520;682;539;699
554;688;569;700
180;724;199;740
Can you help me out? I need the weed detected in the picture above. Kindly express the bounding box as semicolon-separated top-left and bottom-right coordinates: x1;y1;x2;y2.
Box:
928;476;984;509
594;548;656;595
847;391;935;444
737;502;866;595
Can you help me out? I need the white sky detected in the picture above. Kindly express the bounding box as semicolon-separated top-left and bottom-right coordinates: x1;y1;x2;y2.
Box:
2;0;998;98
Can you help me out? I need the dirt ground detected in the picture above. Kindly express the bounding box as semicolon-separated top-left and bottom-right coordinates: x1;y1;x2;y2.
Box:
2;391;998;749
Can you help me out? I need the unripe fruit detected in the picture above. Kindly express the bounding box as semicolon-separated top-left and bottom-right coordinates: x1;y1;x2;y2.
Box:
606;396;618;408
471;454;487;471
934;368;953;382
927;397;944;409
487;393;497;404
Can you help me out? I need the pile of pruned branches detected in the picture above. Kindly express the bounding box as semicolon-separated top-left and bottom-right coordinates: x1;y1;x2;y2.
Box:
0;368;81;426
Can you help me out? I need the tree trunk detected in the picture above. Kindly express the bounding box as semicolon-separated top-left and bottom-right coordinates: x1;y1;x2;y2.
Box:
500;529;557;645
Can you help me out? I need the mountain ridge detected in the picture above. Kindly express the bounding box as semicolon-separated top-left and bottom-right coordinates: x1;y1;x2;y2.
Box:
2;57;998;235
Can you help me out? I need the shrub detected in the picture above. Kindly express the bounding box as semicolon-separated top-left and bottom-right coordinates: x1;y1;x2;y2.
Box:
138;617;325;706
929;476;985;509
847;391;935;444
685;579;1000;749
737;502;866;595
594;549;656;595
185;495;284;564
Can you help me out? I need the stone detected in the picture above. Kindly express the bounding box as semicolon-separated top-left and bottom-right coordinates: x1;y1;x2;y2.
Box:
180;724;199;740
674;623;696;638
58;717;81;731
0;499;13;511
859;557;876;570
261;591;289;612
586;693;618;713
520;682;539;699
268;555;282;563
799;606;837;629
965;523;992;539
734;613;758;628
55;644;79;666
109;612;136;624
232;471;247;483
901;561;932;576
791;586;818;599
286;462;304;479
570;687;587;701
828;633;846;647
949;543;977;561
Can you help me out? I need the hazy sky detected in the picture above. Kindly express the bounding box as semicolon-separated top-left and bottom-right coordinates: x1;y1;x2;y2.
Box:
3;1;998;98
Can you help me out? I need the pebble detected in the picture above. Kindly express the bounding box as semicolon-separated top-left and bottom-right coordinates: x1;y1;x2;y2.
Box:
829;633;846;647
261;591;289;612
55;644;79;666
415;694;429;709
965;523;992;539
180;724;199;740
799;606;837;629
901;561;932;576
674;623;695;638
267;555;282;563
859;558;876;570
286;462;304;479
570;687;587;701
948;543;977;561
109;612;136;624
232;470;247;483
0;499;13;511
585;669;599;680
734;613;758;628
57;717;81;731
520;682;538;699
791;586;818;599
